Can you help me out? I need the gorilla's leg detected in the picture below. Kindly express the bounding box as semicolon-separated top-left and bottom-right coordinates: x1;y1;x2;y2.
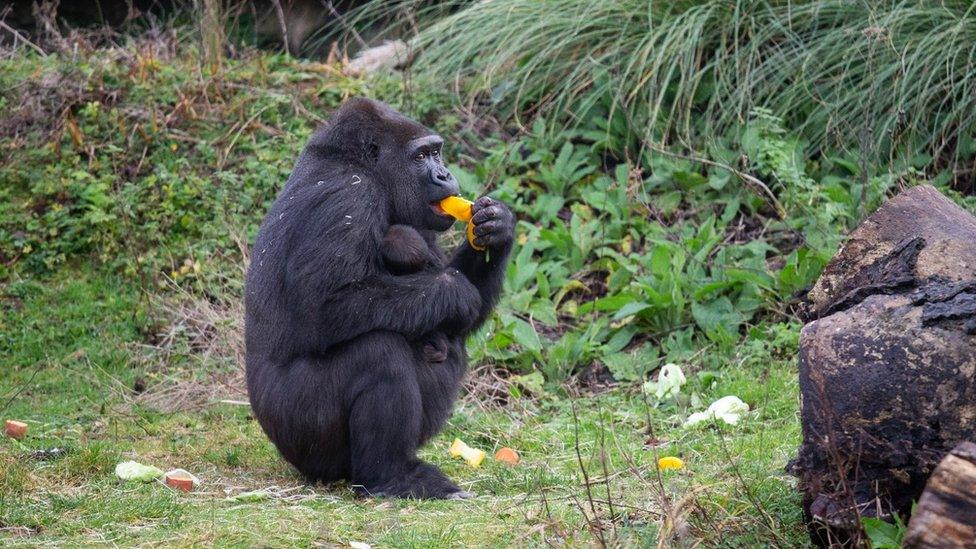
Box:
347;333;468;499
246;355;351;483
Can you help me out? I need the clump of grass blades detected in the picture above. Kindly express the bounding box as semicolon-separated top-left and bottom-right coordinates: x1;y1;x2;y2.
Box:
409;0;976;167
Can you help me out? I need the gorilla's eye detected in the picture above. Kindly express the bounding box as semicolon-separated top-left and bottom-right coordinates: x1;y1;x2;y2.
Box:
415;152;426;161
431;149;440;158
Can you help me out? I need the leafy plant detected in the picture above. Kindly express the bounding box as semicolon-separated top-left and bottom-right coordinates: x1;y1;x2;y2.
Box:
0;45;378;281
862;515;908;549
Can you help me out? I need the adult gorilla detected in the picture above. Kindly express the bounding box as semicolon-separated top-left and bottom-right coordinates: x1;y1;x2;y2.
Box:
245;98;514;499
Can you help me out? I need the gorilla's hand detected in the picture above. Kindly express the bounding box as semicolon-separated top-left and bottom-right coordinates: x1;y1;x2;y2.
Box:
446;197;515;334
438;268;483;331
470;197;515;251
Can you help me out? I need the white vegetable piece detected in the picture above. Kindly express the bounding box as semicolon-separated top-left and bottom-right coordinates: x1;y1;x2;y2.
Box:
642;363;687;400
227;490;271;503
684;395;749;427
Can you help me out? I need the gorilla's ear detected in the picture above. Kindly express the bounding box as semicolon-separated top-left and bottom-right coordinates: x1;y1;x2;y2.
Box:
313;98;384;166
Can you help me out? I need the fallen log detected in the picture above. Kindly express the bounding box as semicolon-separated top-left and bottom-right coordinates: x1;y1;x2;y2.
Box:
806;184;976;320
790;185;976;545
903;442;976;548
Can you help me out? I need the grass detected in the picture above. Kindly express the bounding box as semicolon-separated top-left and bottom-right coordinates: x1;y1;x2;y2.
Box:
411;0;976;175
0;270;806;546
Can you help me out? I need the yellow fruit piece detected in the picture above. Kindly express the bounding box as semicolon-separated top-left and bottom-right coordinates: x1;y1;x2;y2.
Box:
449;438;486;468
439;196;485;251
439;196;473;221
465;222;483;251
657;456;684;471
494;447;519;465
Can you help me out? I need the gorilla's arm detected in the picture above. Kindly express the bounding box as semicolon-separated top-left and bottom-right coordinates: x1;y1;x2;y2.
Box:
449;197;515;330
276;180;482;350
450;247;508;330
320;270;482;345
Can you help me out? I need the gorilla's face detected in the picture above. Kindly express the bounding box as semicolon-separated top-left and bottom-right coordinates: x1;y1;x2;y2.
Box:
387;133;460;231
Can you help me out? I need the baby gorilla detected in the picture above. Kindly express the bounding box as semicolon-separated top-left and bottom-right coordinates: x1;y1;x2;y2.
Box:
245;98;515;499
381;224;441;275
381;225;451;363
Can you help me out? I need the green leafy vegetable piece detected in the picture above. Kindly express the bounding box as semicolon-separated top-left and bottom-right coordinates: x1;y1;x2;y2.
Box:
115;460;164;482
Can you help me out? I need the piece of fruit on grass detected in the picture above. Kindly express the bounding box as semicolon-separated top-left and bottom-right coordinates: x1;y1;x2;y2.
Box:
494;447;519;465
657;456;684;471
164;468;201;492
449;438;486;467
4;420;27;439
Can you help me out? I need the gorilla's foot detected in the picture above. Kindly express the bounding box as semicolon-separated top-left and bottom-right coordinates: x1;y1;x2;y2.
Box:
356;461;469;500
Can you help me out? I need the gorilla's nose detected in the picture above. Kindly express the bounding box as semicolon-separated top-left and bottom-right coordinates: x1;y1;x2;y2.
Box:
432;170;459;193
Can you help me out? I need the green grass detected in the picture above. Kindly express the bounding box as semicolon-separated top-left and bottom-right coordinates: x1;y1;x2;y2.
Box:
411;0;976;173
0;271;806;546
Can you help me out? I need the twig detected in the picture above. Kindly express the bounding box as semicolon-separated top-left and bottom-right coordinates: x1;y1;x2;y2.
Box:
320;0;368;50
715;426;787;547
0;361;45;415
571;399;607;548
600;75;786;220
217;399;250;406
642;141;787;220
0;20;48;57
219;105;271;168
270;0;290;56
594;399;618;536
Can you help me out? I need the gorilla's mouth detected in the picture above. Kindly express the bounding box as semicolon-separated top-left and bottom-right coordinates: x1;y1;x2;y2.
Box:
430;201;450;217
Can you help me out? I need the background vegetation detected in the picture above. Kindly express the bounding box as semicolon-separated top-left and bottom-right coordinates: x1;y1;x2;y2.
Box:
2;1;974;546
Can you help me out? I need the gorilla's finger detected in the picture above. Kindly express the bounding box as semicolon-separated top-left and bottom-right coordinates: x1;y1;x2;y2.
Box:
472;205;501;224
471;196;496;215
487;230;514;246
473;220;501;236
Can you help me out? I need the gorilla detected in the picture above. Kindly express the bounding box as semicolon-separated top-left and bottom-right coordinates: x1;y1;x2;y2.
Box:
244;97;514;499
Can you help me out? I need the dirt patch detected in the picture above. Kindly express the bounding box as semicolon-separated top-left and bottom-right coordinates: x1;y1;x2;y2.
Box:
461;363;516;410
127;274;246;413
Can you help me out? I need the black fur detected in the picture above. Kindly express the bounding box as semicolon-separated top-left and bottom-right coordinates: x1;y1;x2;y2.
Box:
244;98;514;499
382;225;451;363
382;224;440;275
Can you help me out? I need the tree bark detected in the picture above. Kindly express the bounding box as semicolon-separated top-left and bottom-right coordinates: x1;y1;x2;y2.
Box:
805;184;976;320
903;442;976;548
790;185;976;546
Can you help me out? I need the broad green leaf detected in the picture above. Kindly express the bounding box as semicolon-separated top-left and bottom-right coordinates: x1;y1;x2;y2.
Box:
691;297;743;335
612;301;651;320
511;318;542;352
510;371;545;395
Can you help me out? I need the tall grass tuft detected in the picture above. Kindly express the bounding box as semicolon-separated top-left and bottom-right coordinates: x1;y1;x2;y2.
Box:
199;0;226;74
408;0;976;168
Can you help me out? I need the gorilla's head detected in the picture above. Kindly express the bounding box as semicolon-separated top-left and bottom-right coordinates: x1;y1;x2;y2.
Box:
317;98;461;232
